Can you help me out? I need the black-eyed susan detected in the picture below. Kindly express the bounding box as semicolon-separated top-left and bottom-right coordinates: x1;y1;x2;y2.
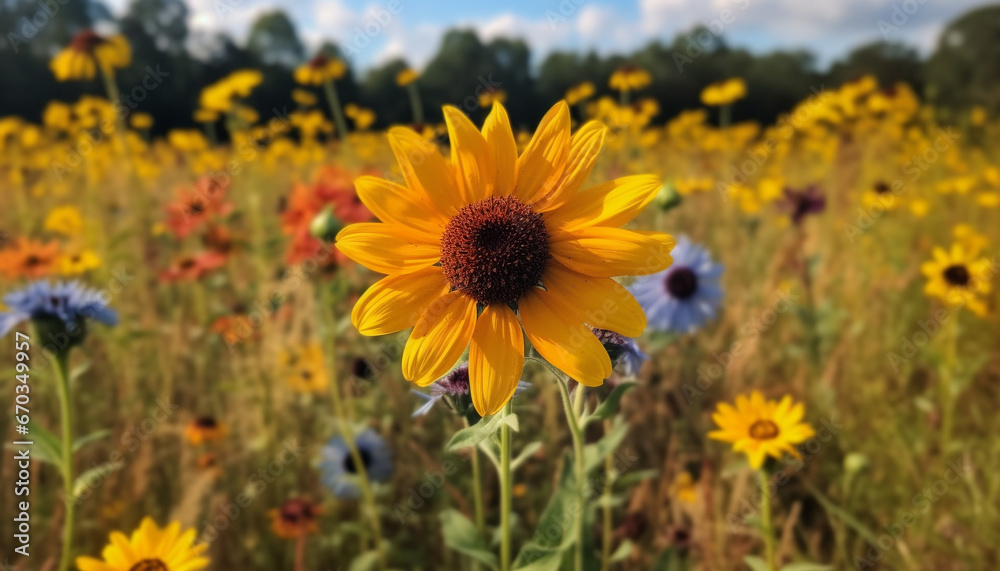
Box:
269;497;323;539
700;78;747;107
183;416;226;445
279;342;329;394
0;238;60;279
669;471;697;505
58;249;102;276
295;54;346;86
44;205;84;236
75;517;209;571
130;112;154;130
709;391;815;469
50;29;131;82
337;101;674;416
396;67;419;87
292;88;318;107
609;64;651;93
921;243;993;317
565;81;595;106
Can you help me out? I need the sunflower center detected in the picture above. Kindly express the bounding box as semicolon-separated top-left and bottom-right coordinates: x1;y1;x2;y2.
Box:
665;268;698;299
70;30;105;53
440;195;550;306
943;264;970;287
748;420;780;440
343;447;373;474
129;560;168;571
873;181;890;195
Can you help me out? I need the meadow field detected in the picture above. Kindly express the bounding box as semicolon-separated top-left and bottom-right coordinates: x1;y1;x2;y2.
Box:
2;7;1000;571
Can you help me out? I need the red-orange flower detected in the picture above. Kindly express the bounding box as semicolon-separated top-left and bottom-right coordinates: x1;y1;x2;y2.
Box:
268;497;323;539
165;176;234;238
160;251;227;282
0;238;61;279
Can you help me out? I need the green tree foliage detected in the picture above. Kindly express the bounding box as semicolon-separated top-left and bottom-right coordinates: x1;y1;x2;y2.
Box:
926;5;1000;112
246;10;304;68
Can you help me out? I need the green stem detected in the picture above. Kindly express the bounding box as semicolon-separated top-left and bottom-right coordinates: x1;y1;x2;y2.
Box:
321;287;385;570
759;470;777;571
54;351;74;571
720;104;732;129
600;421;613;571
407;83;424;124
940;313;959;453
558;379;586;571
322;79;352;150
465;416;485;571
500;401;513;571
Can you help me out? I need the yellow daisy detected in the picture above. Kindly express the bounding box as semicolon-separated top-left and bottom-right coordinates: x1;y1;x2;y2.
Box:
708;391;815;469
50;30;131;82
44;205;85;236
920;243;993;317
279;343;329;394
58;249;102;275
700;78;747;107
396;68;419;87
609;65;651;92
669;471;697;505
336;101;674;416
295;54;346;85
565;82;595;106
75;517;209;571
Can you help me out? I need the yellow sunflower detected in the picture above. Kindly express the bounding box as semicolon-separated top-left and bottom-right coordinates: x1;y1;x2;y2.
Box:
336;101;674;416
50;30;131;82
75;517;209;571
708;391;815;469
920;243;993;317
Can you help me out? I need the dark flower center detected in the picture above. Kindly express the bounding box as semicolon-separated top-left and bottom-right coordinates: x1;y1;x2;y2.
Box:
308;54;330;68
300;370;313;380
194;416;217;429
179;258;197;269
665;268;698;299
749;420;780;440
188;200;206;215
440;195;550;306
343;447;373;474
353;357;373;380
943;264;970;287
873;181;890;195
280;499;316;522
24;255;42;267
70;30;105;53
129;560;168;571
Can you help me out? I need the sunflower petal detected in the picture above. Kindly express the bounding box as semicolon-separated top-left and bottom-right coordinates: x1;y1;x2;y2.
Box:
352;267;450;335
519;287;611;386
444;105;494;204
550;227;674;277
542;262;646;336
483;102;518;196
514;101;570;205
354;176;447;234
336;222;440;275
387;127;460;216
469;304;524;416
535;120;606;212
402;292;478;386
545;174;662;230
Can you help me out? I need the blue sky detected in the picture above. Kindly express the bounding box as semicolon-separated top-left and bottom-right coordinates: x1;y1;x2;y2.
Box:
105;0;990;71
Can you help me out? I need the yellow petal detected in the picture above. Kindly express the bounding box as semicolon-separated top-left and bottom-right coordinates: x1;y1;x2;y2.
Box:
550;227;674;278
444;106;494;204
387;127;460;217
402;292;478;386
545;174;662;231
469;304;524;415
535;120;606;212
352;267;450;335
354;176;447;235
514;101;570;205
482;102;518;196
519;287;611;386
336;222;440;275
542;262;646;337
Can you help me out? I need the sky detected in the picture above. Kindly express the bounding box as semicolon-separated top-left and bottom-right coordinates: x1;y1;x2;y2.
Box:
105;0;990;70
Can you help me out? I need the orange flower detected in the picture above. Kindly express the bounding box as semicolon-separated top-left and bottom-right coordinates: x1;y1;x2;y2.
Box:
210;313;258;346
269;497;323;539
160;251;227;282
0;238;60;279
183;417;226;445
164;176;233;238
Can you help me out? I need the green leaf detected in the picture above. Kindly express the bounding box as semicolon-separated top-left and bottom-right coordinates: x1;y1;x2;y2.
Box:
513;549;564;571
26;421;65;470
614;469;658;489
73;429;111;453
744;555;768;571
72;460;124;500
780;563;834;571
514;453;578;568
440;509;499;569
801;480;876;541
583;419;629;472
511;441;542;472
610;540;633;562
348;550;381;571
446;412;518;453
587;382;636;423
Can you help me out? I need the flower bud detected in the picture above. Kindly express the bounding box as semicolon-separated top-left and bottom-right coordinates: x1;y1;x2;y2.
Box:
309;205;342;243
655;183;682;211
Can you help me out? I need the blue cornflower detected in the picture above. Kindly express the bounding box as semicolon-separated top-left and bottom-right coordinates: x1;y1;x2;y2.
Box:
593;329;647;378
629;236;723;334
0;280;117;342
319;429;394;499
412;364;532;417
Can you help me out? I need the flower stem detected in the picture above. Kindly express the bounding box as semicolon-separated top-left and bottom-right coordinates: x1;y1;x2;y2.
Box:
759;470;777;571
54;351;75;571
600;421;614;571
940;313;959;453
322;79;352;151
407;83;424;125
557;379;587;571
499;401;513;571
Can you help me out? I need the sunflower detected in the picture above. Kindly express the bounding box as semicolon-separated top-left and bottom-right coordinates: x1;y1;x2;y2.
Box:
75;517;209;571
920;243;993;317
336;101;674;416
708;391;815;469
0;238;60;279
50;29;131;82
295;54;346;85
